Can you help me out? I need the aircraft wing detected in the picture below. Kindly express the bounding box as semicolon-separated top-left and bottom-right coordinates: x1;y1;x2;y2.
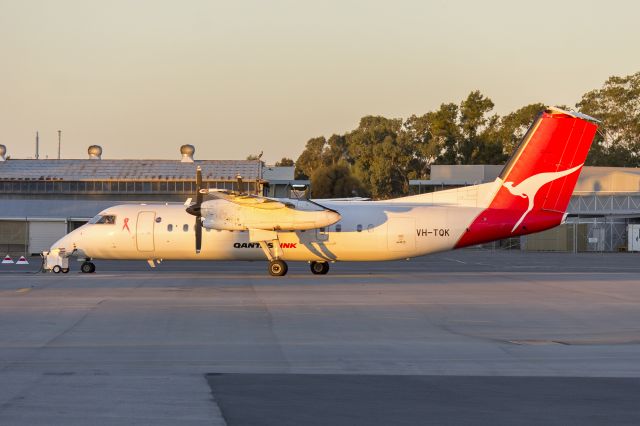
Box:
202;189;294;210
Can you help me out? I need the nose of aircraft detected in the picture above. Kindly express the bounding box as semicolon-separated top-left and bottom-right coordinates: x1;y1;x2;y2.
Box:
48;228;81;255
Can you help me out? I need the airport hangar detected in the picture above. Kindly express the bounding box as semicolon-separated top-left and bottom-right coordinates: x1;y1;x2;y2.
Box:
0;144;307;256
410;164;640;253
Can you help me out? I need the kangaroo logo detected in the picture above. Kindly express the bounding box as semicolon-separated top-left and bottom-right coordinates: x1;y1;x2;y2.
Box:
502;164;583;233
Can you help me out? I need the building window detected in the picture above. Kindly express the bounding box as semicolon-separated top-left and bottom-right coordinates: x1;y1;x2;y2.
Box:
357;224;363;232
167;224;173;232
183;224;189;232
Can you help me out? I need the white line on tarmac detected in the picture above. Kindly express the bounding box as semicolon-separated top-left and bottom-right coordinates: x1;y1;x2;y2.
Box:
443;257;467;264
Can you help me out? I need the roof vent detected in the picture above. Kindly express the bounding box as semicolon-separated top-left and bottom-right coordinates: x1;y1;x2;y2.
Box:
0;144;6;161
88;145;102;160
180;144;195;162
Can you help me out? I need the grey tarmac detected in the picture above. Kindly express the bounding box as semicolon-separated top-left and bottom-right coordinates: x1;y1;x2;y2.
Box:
0;251;639;425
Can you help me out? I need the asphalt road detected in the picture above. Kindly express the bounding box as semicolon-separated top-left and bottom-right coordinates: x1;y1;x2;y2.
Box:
0;250;639;425
207;374;640;426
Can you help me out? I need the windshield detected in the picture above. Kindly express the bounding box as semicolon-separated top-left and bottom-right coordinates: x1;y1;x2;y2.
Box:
88;214;116;224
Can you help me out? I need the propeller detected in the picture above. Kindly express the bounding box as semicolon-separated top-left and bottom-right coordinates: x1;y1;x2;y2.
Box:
186;166;204;253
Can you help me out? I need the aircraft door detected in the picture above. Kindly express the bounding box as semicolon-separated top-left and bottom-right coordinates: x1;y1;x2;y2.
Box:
387;217;416;252
136;211;155;252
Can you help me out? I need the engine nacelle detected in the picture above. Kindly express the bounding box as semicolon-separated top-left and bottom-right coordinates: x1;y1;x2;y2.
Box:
200;199;340;231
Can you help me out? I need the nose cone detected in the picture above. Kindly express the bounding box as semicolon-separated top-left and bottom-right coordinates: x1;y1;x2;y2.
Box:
49;227;84;256
49;233;74;254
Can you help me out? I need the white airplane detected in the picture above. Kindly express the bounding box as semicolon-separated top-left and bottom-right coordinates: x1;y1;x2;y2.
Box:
44;107;599;276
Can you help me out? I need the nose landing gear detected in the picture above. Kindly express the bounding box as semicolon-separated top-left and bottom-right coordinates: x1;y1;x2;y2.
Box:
81;262;96;274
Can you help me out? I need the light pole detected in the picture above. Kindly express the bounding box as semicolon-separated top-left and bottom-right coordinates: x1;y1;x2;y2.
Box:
57;130;61;160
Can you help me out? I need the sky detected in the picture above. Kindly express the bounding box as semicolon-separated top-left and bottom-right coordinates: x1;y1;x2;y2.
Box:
1;0;639;163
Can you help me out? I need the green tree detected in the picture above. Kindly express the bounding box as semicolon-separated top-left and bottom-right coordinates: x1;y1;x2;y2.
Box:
345;116;404;198
274;157;294;167
577;71;640;167
323;134;349;166
310;163;367;199
489;103;546;156
422;103;461;165
295;137;326;179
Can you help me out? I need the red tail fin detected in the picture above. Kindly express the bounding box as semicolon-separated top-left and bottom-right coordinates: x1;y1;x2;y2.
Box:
456;107;599;248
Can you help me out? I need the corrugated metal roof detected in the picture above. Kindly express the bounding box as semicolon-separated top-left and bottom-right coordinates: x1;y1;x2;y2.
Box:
0;159;262;181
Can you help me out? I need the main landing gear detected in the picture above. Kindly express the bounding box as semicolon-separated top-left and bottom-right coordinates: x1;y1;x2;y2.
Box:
310;261;329;275
268;259;288;277
81;261;96;274
252;232;330;277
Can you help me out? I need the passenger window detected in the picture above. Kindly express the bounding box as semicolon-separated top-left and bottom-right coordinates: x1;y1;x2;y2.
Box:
357;224;362;232
167;224;173;232
155;217;162;223
183;224;189;232
335;224;342;232
367;224;374;232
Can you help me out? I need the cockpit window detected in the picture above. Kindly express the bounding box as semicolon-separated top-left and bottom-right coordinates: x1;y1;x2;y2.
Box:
89;214;116;225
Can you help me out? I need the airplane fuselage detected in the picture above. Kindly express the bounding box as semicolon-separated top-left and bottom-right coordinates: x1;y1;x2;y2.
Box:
61;199;482;263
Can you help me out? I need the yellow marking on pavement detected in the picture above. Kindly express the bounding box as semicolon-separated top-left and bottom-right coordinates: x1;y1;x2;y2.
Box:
15;288;31;294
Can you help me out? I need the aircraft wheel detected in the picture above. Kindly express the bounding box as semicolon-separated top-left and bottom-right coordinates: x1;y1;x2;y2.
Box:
52;265;62;274
81;262;95;274
268;260;288;277
310;261;329;275
61;268;69;274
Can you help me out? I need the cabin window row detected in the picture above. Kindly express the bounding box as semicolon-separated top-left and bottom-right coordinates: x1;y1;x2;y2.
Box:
317;223;375;233
166;224;190;232
162;224;375;233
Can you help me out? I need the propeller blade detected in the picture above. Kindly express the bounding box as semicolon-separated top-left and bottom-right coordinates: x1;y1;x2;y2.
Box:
196;166;203;206
186;166;203;217
195;217;202;254
188;166;204;254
